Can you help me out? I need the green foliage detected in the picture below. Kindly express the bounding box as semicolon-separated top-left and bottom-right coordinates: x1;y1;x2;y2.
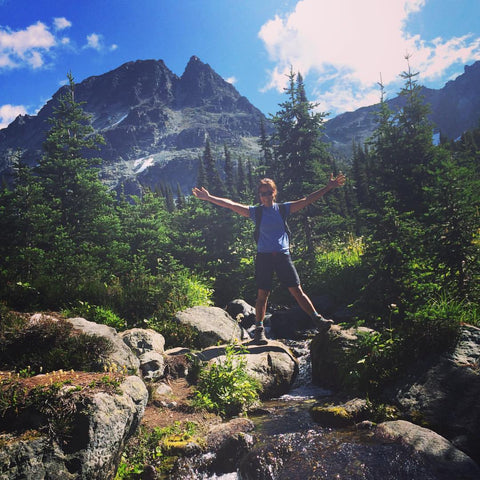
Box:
145;317;199;350
403;292;465;356
338;327;401;395
115;421;200;479
192;342;260;417
300;235;367;305
0;317;113;373
63;301;126;330
0;303;27;336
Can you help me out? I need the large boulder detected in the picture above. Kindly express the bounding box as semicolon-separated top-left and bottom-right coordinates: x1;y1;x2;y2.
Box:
310;324;376;390
66;317;140;373
374;420;480;479
196;341;298;399
389;324;480;464
120;328;165;356
237;418;480;480
0;375;148;480
174;306;246;348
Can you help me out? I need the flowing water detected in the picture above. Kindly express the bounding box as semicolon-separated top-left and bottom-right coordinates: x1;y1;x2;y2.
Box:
170;338;456;479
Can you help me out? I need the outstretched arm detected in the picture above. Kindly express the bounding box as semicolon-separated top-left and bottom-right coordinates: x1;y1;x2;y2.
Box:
192;187;250;217
289;173;346;214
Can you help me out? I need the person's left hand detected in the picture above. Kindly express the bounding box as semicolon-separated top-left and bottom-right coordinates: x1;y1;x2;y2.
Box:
192;186;210;200
329;172;346;188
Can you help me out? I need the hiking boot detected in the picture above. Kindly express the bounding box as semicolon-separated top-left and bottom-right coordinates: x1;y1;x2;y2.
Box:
312;314;333;332
252;326;268;345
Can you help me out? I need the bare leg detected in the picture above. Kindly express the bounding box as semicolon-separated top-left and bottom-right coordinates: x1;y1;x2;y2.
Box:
288;285;316;317
288;285;333;331
255;289;270;326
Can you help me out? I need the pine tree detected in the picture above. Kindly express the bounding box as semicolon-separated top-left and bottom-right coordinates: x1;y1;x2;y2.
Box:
203;137;224;195
164;183;176;212
196;155;207;188
176;183;186;209
25;73;120;306
236;157;247;198
270;70;329;199
223;144;236;197
258;116;273;175
36;73;109;237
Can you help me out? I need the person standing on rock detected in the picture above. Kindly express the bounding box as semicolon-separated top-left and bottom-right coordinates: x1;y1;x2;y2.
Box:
192;173;346;344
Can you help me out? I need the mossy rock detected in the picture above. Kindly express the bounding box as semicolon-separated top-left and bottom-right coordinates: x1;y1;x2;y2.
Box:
310;405;354;427
310;398;370;427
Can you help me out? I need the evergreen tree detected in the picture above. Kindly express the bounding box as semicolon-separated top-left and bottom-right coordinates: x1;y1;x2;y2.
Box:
370;58;434;217
268;69;346;252
164;183;176;212
236;157;247;198
223;144;236;197
176;183;186;209
20;73;120;307
196;155;207;188
258;116;273;175
203;137;224;195
36;73;109;238
270;70;330;199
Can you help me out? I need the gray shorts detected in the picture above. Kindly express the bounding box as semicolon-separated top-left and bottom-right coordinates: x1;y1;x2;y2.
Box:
255;252;300;291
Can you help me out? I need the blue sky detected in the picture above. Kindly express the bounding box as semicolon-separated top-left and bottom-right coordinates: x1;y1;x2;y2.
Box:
1;0;480;129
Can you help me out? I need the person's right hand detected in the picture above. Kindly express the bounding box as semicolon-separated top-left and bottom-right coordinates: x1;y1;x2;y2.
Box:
192;187;210;200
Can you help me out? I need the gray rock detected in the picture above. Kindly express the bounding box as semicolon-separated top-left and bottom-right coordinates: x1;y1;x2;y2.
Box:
310;398;370;427
196;340;298;399
0;376;148;480
390;324;480;464
139;351;165;381
225;299;256;329
66;317;140;373
154;382;173;396
375;420;480;479
120;328;165;356
174;306;245;348
80;376;148;478
310;324;376;390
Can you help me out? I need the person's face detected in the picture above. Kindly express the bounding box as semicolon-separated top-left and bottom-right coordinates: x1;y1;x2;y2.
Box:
259;186;275;206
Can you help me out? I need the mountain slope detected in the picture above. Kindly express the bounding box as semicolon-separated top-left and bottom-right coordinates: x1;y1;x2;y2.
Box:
324;61;480;157
0;56;266;195
1;59;479;192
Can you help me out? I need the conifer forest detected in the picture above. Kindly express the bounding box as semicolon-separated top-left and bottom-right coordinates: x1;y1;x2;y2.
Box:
1;65;479;392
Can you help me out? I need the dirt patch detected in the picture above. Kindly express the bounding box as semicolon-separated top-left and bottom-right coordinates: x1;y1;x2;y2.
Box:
141;377;221;431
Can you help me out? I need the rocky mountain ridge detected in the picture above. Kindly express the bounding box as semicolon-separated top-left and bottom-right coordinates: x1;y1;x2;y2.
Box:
324;61;480;157
0;56;265;195
1;58;479;194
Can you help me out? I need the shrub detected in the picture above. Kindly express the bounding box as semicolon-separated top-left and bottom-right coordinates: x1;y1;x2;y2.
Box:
0;317;113;373
301;235;367;307
0;303;27;336
192;342;260;417
403;292;464;356
115;422;200;479
144;316;198;350
63;301;126;330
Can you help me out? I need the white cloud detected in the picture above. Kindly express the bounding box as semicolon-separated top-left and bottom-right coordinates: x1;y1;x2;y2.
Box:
85;33;117;52
0;19;115;71
0;104;27;130
86;33;102;50
225;76;237;84
0;21;56;69
259;0;480;113
54;17;72;31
